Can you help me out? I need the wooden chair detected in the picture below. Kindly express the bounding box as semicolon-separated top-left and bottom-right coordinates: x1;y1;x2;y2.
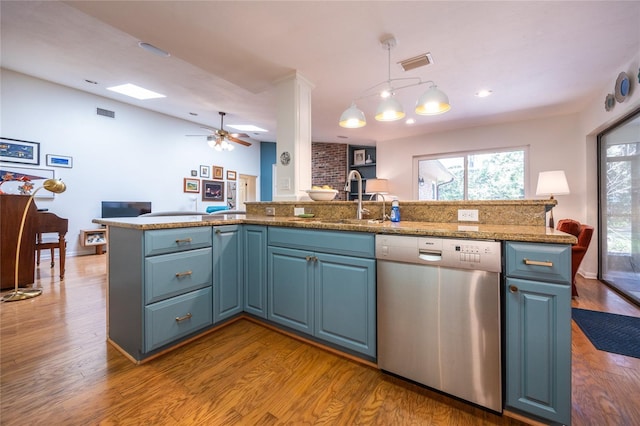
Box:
35;212;68;279
556;219;594;298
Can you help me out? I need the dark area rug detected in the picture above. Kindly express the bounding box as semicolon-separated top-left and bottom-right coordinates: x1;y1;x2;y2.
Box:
572;308;640;359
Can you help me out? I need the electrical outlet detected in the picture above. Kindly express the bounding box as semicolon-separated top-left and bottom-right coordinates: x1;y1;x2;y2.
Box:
294;207;305;216
458;209;479;221
265;207;275;216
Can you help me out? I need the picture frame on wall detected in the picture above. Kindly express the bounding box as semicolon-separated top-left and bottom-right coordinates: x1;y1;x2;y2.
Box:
183;178;200;193
202;180;224;201
199;165;210;178
0;137;41;165
0;165;55;198
353;149;366;165
213;165;224;180
46;154;73;168
226;170;236;180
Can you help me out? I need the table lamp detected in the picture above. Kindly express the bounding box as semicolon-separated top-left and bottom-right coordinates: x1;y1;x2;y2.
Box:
535;170;570;229
2;179;66;302
366;178;390;221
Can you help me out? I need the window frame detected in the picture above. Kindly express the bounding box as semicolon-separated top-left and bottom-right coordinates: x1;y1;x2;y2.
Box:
412;145;529;200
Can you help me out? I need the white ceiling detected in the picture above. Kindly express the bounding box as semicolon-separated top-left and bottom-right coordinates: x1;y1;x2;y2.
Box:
2;1;639;145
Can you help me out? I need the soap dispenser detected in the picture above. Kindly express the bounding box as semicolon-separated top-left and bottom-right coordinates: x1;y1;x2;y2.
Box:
390;198;400;222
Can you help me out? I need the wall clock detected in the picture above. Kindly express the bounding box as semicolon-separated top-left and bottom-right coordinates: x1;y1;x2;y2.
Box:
280;151;291;166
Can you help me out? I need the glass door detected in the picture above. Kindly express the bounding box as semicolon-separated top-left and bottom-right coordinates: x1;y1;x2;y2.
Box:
598;108;640;305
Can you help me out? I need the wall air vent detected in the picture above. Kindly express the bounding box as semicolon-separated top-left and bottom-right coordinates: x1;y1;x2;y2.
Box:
97;107;115;118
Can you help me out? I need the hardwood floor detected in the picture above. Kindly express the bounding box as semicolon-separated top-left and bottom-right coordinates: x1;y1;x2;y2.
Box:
1;255;639;425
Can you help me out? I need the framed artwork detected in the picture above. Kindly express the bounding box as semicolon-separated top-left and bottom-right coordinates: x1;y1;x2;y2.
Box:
202;180;224;201
183;178;200;193
227;170;237;180
0;137;40;165
190;169;197;177
0;165;55;198
213;165;224;179
353;149;366;165
46;154;73;168
199;165;210;178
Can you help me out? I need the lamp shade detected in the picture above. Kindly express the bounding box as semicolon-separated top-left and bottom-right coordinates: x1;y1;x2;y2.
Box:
536;170;570;196
339;103;366;128
415;85;451;115
366;178;389;194
375;96;405;121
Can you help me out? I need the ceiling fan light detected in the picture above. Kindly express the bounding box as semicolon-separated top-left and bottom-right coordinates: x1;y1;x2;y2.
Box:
375;96;405;122
415;85;451;115
339;103;366;128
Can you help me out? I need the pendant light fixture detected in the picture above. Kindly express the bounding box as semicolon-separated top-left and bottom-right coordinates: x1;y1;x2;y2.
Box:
338;35;451;128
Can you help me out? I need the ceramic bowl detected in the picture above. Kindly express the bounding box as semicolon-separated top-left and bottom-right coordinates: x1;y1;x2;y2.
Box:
305;189;338;201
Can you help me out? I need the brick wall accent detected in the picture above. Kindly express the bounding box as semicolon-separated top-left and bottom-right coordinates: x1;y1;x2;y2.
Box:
312;142;347;201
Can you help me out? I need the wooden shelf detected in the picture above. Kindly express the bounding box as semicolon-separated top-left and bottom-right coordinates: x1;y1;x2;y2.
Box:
80;228;107;255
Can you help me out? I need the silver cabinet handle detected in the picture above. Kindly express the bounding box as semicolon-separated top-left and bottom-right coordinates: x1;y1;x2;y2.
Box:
175;238;193;244
175;313;192;322
523;258;553;267
175;270;193;278
509;285;519;293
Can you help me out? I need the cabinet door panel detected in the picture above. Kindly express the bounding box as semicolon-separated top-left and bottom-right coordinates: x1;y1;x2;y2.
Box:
244;225;267;318
213;226;243;323
505;277;571;425
268;246;313;334
315;253;376;357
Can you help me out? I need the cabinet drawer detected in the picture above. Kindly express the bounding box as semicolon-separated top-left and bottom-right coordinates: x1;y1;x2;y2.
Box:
144;248;212;304
505;242;571;283
144;227;211;256
268;227;375;258
144;287;212;352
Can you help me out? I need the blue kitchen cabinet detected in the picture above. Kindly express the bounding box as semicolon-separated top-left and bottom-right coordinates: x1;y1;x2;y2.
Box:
314;252;376;358
267;245;314;334
267;227;376;359
109;226;213;361
504;241;572;425
212;225;243;323
243;225;268;318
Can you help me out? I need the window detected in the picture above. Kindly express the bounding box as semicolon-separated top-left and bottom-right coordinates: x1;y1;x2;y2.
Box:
414;147;527;200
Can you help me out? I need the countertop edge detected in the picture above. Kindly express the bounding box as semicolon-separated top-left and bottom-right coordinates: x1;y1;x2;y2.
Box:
93;216;577;244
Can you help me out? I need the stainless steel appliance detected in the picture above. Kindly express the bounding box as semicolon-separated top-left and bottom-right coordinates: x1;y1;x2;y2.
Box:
376;234;502;412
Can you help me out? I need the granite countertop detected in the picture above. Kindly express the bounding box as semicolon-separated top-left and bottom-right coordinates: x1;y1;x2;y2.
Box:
93;214;577;244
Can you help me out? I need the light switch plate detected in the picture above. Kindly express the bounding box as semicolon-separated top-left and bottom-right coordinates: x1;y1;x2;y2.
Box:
458;209;479;221
265;207;275;216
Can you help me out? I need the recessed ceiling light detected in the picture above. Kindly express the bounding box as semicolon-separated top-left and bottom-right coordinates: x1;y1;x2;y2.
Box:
227;124;268;132
475;89;493;98
138;42;170;57
107;83;166;100
406;118;416;124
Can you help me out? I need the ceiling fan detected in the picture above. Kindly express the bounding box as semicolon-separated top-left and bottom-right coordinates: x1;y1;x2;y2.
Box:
188;112;252;151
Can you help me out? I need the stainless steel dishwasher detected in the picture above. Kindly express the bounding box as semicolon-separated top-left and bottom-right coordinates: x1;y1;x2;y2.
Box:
376;234;502;412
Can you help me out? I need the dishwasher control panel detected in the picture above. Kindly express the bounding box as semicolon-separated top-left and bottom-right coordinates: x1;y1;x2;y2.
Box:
375;235;501;273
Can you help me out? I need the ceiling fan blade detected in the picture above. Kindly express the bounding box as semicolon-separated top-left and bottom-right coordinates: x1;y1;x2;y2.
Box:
227;134;252;146
186;134;209;137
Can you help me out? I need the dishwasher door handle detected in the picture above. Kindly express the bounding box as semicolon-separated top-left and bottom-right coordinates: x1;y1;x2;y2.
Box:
418;250;442;262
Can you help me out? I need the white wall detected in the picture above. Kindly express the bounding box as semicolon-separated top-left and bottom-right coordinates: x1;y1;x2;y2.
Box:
1;69;261;257
377;51;640;280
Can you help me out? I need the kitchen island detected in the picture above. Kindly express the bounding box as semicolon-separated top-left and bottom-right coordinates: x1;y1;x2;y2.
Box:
95;200;574;425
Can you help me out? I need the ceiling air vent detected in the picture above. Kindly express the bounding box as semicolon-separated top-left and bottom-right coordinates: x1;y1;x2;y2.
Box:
398;52;434;72
96;107;115;118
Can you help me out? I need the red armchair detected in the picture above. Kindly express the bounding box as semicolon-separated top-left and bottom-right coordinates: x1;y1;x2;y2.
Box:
556;219;594;297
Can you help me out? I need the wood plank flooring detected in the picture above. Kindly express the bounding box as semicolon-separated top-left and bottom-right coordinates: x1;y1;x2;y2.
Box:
1;255;639;425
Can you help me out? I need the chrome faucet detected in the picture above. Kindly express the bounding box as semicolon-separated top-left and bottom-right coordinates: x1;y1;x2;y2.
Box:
346;170;368;219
